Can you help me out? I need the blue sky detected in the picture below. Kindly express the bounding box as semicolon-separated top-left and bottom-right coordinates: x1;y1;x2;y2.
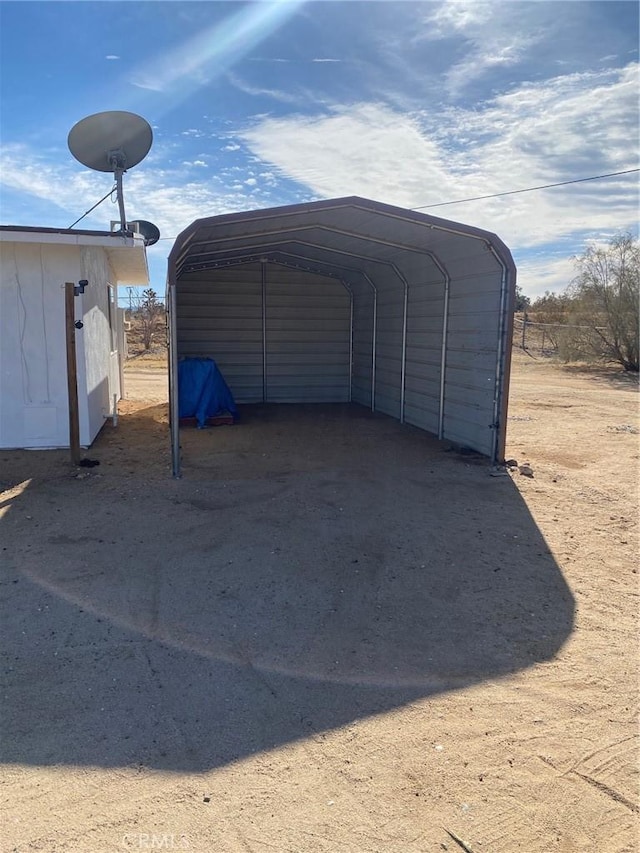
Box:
1;0;638;300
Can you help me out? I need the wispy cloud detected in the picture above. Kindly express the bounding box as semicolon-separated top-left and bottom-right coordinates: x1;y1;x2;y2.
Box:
0;143;275;243
418;0;542;95
240;103;456;203
226;72;303;104
0;144;107;221
516;254;578;297
2;0;635;302
237;63;639;295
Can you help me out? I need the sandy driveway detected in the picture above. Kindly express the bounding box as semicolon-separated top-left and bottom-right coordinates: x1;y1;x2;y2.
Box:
1;351;637;852
123;367;167;404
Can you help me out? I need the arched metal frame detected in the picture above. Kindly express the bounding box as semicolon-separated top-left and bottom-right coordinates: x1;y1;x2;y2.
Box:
167;197;516;479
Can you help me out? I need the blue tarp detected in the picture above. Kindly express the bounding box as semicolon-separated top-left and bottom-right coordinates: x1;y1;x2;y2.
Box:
178;358;238;428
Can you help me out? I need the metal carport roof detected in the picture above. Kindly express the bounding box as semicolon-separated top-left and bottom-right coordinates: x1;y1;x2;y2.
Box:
167;196;516;477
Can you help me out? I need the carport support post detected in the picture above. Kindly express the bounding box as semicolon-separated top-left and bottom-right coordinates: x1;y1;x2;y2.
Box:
359;272;378;412
261;260;267;402
348;289;353;402
371;289;377;411
400;284;408;424
489;250;512;465
168;281;181;478
64;281;81;467
438;275;451;440
391;263;409;425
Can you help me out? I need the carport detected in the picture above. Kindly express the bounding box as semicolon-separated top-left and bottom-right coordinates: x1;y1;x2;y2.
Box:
167;196;516;477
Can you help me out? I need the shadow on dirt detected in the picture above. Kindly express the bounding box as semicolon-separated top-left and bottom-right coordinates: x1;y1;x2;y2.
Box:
1;404;574;772
560;363;639;391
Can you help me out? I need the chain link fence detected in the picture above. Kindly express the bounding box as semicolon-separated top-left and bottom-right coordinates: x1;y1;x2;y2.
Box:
513;316;567;356
513;315;609;360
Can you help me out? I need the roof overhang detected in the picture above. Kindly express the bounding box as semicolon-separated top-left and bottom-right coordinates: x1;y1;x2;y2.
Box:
0;225;149;285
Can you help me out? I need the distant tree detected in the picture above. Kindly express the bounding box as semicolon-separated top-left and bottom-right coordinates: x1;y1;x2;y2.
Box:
139;288;164;351
514;284;531;313
527;291;572;351
566;233;639;372
530;291;571;324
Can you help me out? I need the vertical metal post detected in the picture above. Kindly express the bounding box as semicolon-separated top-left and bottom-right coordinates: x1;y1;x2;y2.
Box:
488;247;511;465
400;282;408;424
371;289;377;411
348;289;353;402
168;281;181;478
261;260;267;403
438;275;451;440
64;282;81;466
114;168;127;232
389;263;410;426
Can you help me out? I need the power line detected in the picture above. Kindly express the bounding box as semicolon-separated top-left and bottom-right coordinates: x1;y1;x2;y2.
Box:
411;168;639;210
124;166;640;242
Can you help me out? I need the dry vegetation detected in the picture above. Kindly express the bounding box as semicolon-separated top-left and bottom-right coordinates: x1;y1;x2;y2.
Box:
520;234;639;373
124;302;167;367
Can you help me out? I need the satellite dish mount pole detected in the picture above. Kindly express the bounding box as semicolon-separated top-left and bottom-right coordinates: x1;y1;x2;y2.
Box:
109;148;128;233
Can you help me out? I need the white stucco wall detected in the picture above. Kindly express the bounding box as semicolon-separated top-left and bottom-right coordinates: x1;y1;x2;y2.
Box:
0;240;124;449
0;241;80;448
79;245;121;442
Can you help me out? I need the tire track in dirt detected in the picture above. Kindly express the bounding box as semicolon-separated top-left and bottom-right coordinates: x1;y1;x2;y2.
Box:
568;736;639;813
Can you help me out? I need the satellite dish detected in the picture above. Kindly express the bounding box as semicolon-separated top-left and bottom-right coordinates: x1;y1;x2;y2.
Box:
68;111;152;172
128;220;160;247
68;111;153;233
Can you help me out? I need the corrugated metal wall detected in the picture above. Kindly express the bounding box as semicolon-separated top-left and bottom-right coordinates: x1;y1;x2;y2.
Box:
176;262;350;404
265;266;350;403
177;255;502;455
403;266;447;437
177;265;263;401
350;280;374;408
441;259;503;456
372;278;404;420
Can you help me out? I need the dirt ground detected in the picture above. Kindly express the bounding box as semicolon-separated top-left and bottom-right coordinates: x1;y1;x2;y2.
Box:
1;350;638;853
